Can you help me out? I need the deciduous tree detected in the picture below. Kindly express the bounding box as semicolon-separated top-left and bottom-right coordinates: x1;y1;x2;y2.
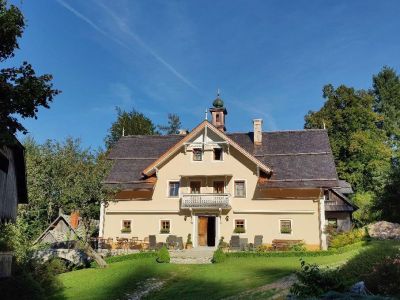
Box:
105;107;157;149
0;0;59;145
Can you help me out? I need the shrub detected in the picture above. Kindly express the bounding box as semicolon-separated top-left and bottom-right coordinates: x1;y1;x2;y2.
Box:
212;248;226;263
329;228;365;248
233;227;245;234
156;246;170;263
290;259;345;298
186;233;192;245
340;240;400;286
45;258;68;275
289;241;306;252
218;236;229;249
364;254;400;296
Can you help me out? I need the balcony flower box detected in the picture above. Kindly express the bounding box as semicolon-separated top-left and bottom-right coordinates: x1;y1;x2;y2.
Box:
281;228;292;234
160;228;170;234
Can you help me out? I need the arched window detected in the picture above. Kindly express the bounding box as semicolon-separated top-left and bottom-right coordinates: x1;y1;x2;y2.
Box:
216;113;220;122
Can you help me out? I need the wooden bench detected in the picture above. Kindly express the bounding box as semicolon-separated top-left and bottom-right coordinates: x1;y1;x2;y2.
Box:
271;239;303;251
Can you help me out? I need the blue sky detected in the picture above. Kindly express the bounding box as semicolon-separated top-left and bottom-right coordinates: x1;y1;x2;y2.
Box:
7;0;400;149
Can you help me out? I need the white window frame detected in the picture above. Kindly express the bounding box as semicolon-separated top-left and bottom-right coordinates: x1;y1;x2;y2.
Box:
233;218;247;234
212;179;225;194
159;219;171;235
212;147;224;161
121;219;133;234
192;148;203;162
234;179;247;198
167;180;180;198
279;219;293;235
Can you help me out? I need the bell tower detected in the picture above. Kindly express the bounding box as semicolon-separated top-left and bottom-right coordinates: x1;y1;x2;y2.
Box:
209;91;227;132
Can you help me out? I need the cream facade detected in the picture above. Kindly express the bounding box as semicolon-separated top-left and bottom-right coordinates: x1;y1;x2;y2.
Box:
101;121;328;250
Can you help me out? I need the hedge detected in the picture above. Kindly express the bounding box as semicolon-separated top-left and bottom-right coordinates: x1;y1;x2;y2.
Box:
223;241;367;259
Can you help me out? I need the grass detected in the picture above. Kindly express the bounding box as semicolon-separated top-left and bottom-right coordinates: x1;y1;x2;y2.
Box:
53;243;367;300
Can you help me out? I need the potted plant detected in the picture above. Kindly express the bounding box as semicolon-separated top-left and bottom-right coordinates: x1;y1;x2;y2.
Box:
160;228;170;234
121;227;131;234
185;233;193;249
234;227;246;234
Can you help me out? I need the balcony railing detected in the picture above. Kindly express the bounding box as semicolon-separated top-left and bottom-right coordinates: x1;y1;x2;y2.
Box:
181;193;231;209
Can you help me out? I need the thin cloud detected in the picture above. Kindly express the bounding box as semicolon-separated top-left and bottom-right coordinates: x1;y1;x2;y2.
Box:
56;0;199;92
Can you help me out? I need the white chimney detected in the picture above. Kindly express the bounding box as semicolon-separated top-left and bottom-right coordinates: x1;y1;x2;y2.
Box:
253;119;263;145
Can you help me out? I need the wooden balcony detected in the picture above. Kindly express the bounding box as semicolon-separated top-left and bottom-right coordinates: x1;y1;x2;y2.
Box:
181;193;231;209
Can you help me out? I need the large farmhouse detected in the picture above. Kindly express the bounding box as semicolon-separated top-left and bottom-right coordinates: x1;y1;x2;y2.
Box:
100;96;356;250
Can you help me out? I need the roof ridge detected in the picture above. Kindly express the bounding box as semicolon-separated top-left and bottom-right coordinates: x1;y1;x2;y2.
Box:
227;129;327;134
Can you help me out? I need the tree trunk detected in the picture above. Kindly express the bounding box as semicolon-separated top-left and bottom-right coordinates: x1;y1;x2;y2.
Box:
82;242;107;268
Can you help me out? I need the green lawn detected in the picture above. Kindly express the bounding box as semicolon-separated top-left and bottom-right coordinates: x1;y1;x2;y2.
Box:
53;245;364;300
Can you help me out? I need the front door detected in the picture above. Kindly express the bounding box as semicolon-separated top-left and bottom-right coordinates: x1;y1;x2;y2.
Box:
198;216;208;246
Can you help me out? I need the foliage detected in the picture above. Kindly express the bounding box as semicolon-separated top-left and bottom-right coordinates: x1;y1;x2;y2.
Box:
339;240;400;286
364;254;400;296
156;245;170;263
0;222;13;251
289;241;306;252
21;137;114;241
352;192;378;226
186;233;192;245
218;236;229;249
328;228;365;249
304;84;391;194
0;0;60;145
212;248;226;263
233;227;245;234
105;107;157;149
160;228;170;234
373;66;400;148
228;241;367;258
158;113;182;134
290;259;345;298
100;252;157;265
120;228;131;233
375;166;400;223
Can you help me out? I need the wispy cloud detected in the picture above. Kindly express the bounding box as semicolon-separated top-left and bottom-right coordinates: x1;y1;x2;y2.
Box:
230;99;278;131
56;0;199;92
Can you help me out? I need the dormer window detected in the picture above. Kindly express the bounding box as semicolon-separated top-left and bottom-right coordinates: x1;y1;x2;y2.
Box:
213;148;223;161
193;148;203;161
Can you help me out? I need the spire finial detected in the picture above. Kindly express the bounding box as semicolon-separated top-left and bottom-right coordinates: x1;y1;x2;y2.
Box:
217;88;220;97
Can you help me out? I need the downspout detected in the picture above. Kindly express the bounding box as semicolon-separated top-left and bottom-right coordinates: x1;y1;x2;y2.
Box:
319;190;327;250
99;202;105;238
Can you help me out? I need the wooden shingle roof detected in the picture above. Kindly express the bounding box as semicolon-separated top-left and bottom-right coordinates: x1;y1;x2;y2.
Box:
104;127;340;189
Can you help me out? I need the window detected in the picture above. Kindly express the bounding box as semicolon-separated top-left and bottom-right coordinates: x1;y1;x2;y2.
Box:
160;220;170;234
193;148;203;161
280;220;292;234
234;180;246;197
213;181;224;194
169;181;180;197
327;218;338;228
213;148;223;161
234;219;246;233
216;114;220;122
190;181;201;194
324;190;330;201
121;220;131;233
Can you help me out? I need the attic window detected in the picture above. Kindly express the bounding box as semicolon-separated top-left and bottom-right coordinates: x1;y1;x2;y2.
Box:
213;148;223;161
193;148;203;161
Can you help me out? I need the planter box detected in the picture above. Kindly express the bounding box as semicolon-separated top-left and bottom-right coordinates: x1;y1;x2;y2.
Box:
0;252;13;278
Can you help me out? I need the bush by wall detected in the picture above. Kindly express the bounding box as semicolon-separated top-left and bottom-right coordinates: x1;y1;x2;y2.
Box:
156;246;170;263
329;228;366;248
212;248;226;263
290;259;345;298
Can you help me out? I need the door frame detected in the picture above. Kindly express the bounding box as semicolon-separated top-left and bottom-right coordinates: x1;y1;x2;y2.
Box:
193;214;219;248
